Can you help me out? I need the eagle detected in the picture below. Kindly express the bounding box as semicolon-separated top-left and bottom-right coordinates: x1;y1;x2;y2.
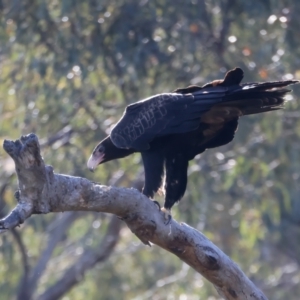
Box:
87;68;298;223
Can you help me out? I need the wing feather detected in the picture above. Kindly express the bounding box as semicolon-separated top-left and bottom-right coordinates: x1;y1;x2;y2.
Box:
110;91;225;150
110;78;297;151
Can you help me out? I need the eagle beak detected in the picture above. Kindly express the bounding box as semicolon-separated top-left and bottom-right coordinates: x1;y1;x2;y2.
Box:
87;153;104;172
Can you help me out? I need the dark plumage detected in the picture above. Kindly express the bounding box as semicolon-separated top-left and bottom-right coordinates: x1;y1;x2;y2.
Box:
87;68;298;221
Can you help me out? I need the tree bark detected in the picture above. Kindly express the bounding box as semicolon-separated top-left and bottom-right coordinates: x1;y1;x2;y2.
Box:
0;134;268;300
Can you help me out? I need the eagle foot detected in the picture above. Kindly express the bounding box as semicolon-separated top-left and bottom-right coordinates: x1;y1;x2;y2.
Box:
152;200;161;210
161;207;172;225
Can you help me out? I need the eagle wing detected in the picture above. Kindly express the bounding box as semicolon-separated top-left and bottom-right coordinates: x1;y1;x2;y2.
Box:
110;77;297;151
110;88;228;151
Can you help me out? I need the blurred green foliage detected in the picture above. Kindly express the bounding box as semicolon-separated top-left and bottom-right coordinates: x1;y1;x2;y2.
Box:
0;0;300;299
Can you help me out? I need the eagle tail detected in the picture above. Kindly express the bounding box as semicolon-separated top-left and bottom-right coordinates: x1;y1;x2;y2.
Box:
222;80;298;116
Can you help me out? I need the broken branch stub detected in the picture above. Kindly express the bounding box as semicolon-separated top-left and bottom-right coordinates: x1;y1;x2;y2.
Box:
2;134;51;228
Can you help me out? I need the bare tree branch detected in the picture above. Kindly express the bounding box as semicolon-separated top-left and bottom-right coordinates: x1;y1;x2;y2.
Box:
132;263;190;300
37;215;122;300
0;134;268;300
39;125;74;148
37;170;143;299
17;212;82;300
11;228;30;296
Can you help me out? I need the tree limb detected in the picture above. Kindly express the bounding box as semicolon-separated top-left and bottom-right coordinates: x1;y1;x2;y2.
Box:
17;212;82;300
37;172;143;299
0;134;268;300
37;215;122;300
11;228;30;297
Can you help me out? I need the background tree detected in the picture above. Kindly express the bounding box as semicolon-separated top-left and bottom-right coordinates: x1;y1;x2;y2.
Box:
0;0;299;299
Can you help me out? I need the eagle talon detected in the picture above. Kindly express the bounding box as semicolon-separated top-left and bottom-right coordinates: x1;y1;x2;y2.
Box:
164;215;172;225
161;207;172;225
152;200;161;210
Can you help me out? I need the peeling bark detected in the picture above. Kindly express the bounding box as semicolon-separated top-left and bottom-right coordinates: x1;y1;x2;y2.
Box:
0;134;268;300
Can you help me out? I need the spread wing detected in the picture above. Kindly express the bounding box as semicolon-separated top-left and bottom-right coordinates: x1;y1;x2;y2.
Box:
110;89;228;151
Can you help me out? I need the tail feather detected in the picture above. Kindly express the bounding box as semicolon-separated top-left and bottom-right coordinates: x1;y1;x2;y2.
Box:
180;68;298;124
242;107;281;116
238;80;298;91
199;78;298;124
221;81;297;116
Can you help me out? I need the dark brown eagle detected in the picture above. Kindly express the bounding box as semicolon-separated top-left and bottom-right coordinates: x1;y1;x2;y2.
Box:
87;68;298;223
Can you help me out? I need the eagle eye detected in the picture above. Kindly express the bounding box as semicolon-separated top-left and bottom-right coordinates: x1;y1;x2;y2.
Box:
98;145;105;153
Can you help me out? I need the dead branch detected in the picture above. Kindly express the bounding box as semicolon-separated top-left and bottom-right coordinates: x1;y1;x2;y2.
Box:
37;215;122;300
17;212;82;300
0;134;268;300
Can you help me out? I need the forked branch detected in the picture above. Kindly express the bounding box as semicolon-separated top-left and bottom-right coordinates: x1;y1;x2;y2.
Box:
0;134;267;300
